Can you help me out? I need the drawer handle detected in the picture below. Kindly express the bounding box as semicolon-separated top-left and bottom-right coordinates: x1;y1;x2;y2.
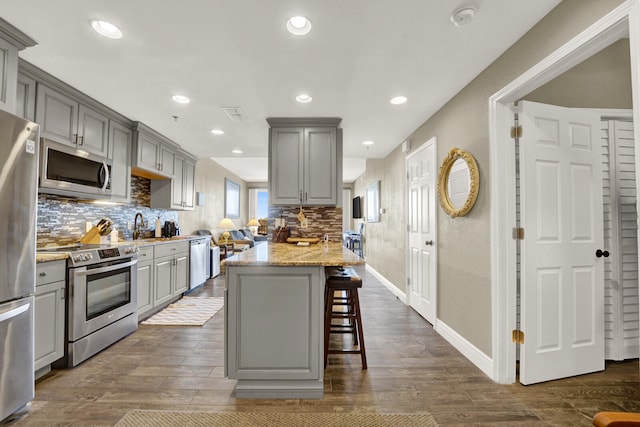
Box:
39;272;46;277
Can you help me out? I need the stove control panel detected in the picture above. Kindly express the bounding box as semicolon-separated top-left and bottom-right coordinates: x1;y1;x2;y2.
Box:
73;253;93;263
123;246;139;255
98;248;121;259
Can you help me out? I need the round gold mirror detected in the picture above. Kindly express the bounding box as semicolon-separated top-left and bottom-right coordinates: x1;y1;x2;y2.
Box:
437;147;479;217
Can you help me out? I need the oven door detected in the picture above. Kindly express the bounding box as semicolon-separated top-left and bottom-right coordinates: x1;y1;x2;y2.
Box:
68;258;138;342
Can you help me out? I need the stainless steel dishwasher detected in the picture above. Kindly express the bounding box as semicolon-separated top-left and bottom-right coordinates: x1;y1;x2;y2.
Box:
190;237;210;289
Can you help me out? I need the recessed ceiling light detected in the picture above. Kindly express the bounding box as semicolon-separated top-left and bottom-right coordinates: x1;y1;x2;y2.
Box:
232;149;243;154
210;129;224;135
296;94;312;103
450;7;476;27
362;140;375;146
287;16;312;35
390;96;407;105
172;95;190;104
91;20;123;39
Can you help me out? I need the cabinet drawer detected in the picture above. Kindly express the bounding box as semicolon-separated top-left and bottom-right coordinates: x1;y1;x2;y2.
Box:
137;245;154;260
36;260;66;287
154;241;189;258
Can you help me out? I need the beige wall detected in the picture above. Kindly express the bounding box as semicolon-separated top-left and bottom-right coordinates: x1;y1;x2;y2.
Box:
525;38;631;108
362;0;626;357
178;158;248;239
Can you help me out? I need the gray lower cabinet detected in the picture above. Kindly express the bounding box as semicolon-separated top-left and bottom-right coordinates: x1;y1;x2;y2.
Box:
267;118;342;206
136;246;154;319
153;242;189;307
34;260;66;378
225;265;324;398
36;84;109;157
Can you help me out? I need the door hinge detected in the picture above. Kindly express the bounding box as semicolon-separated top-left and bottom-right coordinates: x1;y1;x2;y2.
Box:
510;125;522;139
512;329;525;344
512;227;525;240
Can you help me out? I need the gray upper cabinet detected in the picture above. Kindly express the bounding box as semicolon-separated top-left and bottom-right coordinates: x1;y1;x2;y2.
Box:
268;118;342;206
36;84;109;157
15;72;35;121
132;122;179;179
78;103;109;156
0;37;18;114
150;151;197;210
108;120;132;202
0;19;35;115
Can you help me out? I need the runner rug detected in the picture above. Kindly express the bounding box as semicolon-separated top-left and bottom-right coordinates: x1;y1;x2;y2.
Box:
141;297;224;326
115;410;438;427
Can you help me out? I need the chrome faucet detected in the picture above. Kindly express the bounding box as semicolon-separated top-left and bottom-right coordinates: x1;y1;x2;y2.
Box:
133;213;144;240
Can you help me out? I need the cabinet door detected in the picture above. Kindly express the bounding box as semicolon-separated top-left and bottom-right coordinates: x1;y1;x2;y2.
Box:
269;127;303;205
304;127;337;205
135;132;161;173
0;38;18;114
36;84;79;146
173;254;189;296
108;121;132;202
171;155;185;208
34;281;65;370
182;159;196;209
15;73;36;121
159;144;176;178
154;256;173;306
78;104;109;156
137;261;153;318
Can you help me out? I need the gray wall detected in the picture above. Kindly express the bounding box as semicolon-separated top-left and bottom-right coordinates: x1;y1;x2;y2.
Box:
360;0;627;357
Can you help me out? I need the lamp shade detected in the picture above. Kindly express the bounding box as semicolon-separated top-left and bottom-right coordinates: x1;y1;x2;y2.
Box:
217;218;236;229
246;218;260;227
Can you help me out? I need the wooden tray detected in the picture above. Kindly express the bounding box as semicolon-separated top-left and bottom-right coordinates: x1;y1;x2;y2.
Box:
286;237;320;244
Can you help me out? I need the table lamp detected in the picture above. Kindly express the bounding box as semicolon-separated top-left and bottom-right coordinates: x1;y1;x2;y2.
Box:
217;218;236;243
246;218;260;235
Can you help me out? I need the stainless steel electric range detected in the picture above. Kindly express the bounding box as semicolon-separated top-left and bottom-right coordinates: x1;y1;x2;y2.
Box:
39;243;139;367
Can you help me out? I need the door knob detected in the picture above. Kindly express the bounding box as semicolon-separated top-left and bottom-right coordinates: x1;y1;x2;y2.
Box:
595;249;610;258
425;240;434;246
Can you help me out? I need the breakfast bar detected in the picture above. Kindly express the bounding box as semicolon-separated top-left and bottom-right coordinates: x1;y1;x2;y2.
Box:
223;242;364;399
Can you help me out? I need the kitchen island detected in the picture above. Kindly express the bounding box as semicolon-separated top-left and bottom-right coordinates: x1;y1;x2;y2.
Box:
223;242;364;399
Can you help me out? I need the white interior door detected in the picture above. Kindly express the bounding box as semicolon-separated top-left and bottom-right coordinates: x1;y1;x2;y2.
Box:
519;101;605;385
407;138;437;324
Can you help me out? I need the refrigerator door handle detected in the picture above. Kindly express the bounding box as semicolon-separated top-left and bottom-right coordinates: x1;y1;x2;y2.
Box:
0;302;30;323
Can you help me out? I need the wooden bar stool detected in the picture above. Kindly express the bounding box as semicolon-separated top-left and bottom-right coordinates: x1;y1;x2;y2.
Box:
324;266;367;369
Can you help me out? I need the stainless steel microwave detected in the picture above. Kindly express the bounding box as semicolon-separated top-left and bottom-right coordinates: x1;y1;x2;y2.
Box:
39;138;112;199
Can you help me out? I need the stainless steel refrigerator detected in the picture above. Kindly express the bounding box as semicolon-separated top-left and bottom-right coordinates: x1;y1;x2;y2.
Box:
0;109;39;422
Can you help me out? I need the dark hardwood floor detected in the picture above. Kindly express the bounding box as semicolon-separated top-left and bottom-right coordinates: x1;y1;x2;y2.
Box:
8;265;640;426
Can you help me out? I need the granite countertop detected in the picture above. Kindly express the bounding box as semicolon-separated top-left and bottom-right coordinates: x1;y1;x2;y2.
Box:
36;235;205;263
222;242;365;267
36;253;68;263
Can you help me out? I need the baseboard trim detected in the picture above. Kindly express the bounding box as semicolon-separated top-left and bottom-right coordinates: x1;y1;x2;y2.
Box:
435;319;494;379
365;264;407;304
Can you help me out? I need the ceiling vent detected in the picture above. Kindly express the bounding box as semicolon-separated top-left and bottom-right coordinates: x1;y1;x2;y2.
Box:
222;106;247;121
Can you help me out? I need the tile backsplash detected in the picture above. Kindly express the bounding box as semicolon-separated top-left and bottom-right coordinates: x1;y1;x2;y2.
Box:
37;176;178;246
268;205;343;242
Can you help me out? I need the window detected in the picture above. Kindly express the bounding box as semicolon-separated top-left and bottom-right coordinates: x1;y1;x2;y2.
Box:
249;188;269;219
225;178;240;218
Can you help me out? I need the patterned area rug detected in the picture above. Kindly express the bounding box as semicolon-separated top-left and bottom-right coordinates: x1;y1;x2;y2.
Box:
141;297;224;326
115;410;438;427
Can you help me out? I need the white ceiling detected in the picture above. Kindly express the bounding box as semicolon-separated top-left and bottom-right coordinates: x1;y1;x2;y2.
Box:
2;0;561;183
